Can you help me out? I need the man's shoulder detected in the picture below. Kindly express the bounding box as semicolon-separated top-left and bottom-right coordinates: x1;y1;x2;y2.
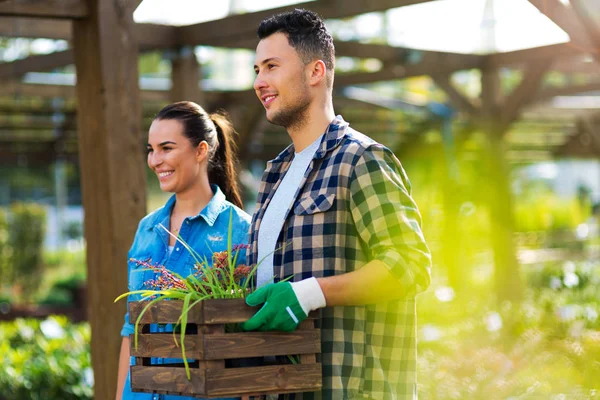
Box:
332;126;386;158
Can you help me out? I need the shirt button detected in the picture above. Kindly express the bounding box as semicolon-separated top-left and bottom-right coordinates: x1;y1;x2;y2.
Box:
176;248;180;252
186;221;189;224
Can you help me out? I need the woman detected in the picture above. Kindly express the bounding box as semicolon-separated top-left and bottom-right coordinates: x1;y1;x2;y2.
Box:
116;101;251;400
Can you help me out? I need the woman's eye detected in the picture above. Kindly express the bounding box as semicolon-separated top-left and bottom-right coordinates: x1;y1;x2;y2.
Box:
146;148;153;154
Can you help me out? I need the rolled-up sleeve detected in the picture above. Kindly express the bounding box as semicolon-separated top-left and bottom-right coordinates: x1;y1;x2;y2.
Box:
350;144;431;296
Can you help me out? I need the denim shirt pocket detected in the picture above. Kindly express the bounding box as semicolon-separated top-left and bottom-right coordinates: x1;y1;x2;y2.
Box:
293;193;336;215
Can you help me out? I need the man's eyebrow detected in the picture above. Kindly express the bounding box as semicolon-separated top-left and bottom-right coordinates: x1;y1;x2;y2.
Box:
254;57;280;69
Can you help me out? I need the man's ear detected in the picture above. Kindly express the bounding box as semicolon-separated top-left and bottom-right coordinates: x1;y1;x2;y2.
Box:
196;141;209;161
308;59;327;86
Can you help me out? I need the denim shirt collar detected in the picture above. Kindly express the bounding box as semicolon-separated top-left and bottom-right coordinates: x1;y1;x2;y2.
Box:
147;184;228;232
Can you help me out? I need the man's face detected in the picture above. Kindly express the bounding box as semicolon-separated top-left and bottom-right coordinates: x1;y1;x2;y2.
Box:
253;32;312;129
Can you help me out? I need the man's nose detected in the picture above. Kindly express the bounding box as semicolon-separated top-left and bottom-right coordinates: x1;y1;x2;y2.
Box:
254;73;267;91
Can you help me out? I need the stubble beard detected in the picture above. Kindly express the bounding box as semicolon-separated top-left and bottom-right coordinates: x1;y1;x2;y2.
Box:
268;96;310;132
266;76;311;132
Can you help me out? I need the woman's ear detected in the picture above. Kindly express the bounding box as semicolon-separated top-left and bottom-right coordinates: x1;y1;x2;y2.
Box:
308;59;327;86
196;141;209;161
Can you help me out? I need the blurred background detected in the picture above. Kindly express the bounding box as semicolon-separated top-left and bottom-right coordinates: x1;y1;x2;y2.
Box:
1;0;600;398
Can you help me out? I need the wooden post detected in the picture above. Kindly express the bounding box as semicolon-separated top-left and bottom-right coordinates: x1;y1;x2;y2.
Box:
170;46;203;104
480;66;520;304
71;1;146;399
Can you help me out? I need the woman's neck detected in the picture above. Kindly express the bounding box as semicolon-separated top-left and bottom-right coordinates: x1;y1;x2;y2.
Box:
173;180;213;217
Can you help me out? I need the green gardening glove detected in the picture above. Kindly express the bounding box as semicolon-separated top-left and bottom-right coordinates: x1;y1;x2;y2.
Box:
242;281;307;332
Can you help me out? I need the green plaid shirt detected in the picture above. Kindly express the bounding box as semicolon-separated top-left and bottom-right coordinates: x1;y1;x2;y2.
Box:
248;116;431;399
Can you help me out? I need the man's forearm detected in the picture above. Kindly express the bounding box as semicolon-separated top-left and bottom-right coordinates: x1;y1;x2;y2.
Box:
316;260;406;306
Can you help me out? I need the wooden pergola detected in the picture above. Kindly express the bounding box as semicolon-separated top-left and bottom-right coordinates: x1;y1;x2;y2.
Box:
2;0;600;398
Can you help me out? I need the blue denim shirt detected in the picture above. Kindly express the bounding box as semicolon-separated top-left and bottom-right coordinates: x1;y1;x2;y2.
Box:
121;185;251;400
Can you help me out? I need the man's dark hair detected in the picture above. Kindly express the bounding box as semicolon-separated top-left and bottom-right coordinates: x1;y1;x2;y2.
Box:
257;8;335;87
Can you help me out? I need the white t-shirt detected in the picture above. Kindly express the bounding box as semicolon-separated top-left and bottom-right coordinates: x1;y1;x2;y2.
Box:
256;135;323;288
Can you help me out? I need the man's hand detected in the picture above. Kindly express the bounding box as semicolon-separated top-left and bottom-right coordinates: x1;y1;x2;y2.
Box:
242;278;326;332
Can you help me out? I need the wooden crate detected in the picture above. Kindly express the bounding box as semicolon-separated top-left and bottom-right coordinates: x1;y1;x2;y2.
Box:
128;299;322;398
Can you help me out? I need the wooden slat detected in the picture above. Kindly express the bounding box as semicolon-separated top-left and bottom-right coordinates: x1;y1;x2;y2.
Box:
202;298;258;324
202;298;319;324
131;333;199;359
128;300;204;324
130;364;322;397
129;299;320;325
0;0;87;19
206;364;322;397
130;366;206;396
204;330;320;360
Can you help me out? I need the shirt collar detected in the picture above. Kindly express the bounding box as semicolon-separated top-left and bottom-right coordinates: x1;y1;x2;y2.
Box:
270;115;349;164
148;184;227;230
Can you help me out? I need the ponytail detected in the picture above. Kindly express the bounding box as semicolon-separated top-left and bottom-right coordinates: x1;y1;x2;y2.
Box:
209;111;244;209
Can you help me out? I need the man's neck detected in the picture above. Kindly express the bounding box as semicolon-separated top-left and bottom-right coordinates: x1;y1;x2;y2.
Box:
288;102;335;153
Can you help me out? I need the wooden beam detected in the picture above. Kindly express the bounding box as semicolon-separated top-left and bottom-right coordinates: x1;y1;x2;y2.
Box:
0;50;73;80
178;0;437;47
0;0;87;19
169;47;203;104
0;17;177;50
487;43;583;68
336;52;483;86
527;0;596;52
532;81;600;104
0;16;71;38
135;23;179;50
500;61;552;129
431;73;478;115
0;23;176;81
2;81;170;101
126;0;144;13
72;1;146;399
551;56;599;74
570;0;600;56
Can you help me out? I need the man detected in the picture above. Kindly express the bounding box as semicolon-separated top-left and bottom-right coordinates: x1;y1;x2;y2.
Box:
243;9;431;400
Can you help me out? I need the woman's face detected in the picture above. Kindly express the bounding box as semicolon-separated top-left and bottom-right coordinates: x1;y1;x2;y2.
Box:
146;119;207;194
